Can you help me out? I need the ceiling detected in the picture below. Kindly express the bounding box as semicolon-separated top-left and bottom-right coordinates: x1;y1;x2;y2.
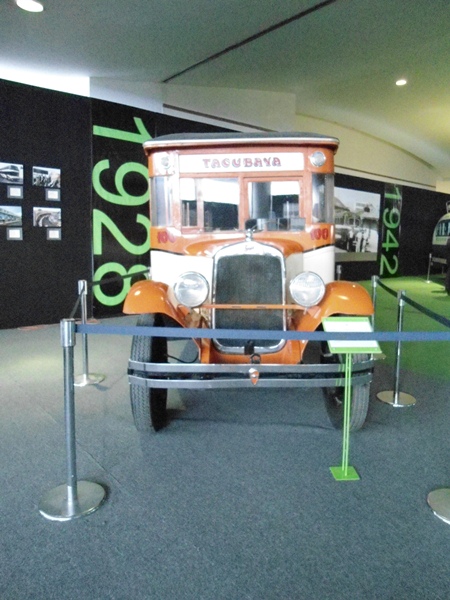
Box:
1;0;450;177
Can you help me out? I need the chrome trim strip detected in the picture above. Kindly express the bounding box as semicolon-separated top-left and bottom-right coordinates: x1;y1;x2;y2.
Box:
128;371;372;390
128;357;374;390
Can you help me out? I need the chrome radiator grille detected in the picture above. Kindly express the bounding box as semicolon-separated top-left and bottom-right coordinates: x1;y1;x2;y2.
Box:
212;244;285;353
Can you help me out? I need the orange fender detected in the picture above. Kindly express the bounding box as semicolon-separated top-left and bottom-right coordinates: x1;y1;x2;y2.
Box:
123;280;188;324
292;281;373;332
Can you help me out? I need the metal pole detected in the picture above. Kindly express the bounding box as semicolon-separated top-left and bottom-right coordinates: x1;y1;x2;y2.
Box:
392;291;405;406
377;290;416;407
371;275;378;330
336;264;342;281
426;252;432;283
63;318;78;514
74;280;105;387
39;319;106;521
80;279;89;376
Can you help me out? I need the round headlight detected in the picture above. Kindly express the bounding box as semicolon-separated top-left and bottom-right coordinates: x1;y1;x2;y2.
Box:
309;151;326;167
290;271;325;308
174;272;209;308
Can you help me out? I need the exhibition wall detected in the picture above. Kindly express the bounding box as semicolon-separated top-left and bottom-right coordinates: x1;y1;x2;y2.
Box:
0;81;92;330
0;78;448;329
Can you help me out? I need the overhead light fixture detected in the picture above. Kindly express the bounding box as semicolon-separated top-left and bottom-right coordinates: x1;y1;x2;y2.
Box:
396;78;407;86
15;0;44;12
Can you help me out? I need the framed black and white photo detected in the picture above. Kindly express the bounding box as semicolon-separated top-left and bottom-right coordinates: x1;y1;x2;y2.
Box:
32;166;61;188
0;162;24;186
334;187;381;261
33;206;61;227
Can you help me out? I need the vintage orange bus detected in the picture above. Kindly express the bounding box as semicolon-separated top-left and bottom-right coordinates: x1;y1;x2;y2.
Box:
124;133;374;432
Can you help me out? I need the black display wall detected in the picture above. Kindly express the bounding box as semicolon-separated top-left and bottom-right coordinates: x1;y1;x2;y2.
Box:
0;80;92;329
399;187;448;276
0;79;228;328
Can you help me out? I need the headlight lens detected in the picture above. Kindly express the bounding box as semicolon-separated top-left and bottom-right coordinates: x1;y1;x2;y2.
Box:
174;272;209;308
290;271;325;308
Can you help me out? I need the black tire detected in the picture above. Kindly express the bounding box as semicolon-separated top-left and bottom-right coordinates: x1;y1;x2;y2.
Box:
322;353;370;431
130;313;168;432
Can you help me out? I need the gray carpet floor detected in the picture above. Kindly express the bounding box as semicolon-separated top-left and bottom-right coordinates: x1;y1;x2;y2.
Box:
1;317;450;599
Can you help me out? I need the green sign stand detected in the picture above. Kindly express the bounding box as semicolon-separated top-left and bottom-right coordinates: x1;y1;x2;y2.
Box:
322;317;382;482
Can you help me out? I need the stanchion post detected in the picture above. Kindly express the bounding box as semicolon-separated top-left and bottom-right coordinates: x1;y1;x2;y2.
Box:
426;252;432;283
377;290;416;407
371;275;378;330
63;318;78;512
74;279;105;387
39;319;106;521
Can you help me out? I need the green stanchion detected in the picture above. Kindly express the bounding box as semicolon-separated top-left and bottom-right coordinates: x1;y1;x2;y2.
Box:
330;352;360;481
323;317;382;482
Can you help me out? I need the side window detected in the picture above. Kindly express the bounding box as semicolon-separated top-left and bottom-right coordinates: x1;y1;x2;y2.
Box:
151;176;173;226
248;180;303;230
312;173;334;223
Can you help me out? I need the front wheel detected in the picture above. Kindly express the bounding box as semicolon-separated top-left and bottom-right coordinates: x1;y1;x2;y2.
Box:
130;313;168;432
322;353;371;431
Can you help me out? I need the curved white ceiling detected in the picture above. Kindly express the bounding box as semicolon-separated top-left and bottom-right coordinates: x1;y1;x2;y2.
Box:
1;0;449;176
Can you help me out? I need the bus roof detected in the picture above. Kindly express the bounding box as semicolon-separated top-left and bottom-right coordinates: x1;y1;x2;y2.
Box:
143;131;339;152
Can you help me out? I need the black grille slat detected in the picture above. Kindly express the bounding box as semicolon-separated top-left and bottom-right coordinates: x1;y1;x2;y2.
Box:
213;253;284;350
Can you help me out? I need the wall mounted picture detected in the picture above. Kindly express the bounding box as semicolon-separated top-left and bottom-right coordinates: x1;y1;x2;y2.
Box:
334;187;381;259
32;166;61;188
0;205;22;226
0;162;24;185
33;206;61;227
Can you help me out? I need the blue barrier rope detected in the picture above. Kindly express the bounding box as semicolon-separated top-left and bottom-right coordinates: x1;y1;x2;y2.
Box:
76;323;450;342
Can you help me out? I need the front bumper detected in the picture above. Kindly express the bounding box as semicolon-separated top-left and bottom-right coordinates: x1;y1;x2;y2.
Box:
128;358;374;390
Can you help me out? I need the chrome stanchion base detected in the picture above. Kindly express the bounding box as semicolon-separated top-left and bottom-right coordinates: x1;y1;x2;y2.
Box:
74;373;105;387
427;488;450;525
377;390;416;407
39;481;106;521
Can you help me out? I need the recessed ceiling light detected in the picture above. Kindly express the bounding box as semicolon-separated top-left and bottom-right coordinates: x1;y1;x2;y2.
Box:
396;78;407;86
15;0;44;12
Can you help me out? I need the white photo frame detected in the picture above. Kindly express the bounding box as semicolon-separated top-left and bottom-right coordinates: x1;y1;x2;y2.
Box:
47;228;61;240
7;227;23;240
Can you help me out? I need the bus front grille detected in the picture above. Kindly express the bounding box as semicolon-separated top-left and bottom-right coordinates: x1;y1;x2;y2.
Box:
212;249;285;354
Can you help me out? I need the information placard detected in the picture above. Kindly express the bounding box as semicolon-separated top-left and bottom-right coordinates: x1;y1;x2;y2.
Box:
322;316;381;355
